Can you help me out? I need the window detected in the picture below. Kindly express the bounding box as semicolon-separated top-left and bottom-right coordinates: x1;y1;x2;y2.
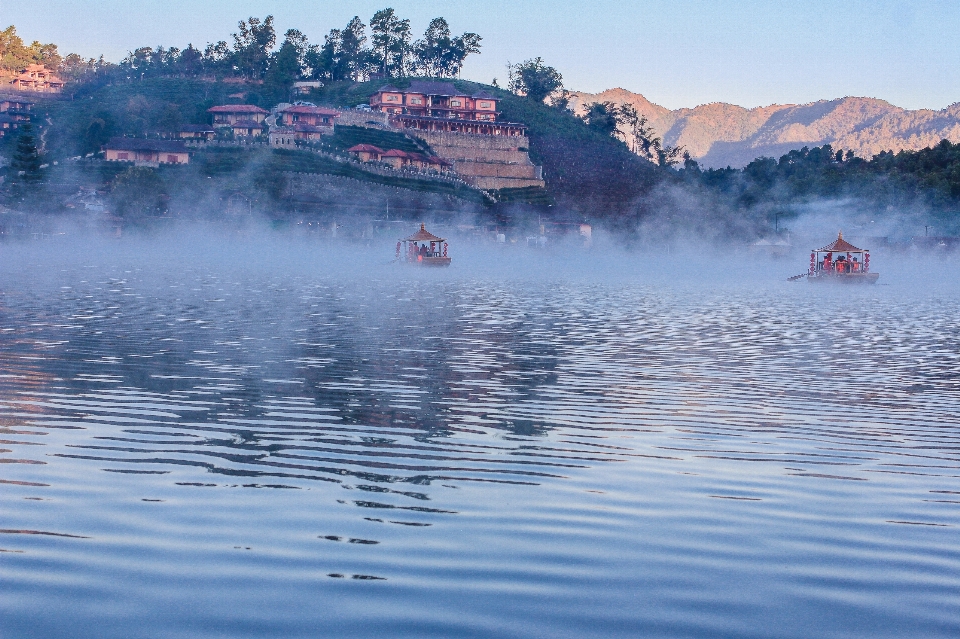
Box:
451;100;461;107
386;94;399;102
410;97;422;105
480;102;491;108
167;155;179;164
118;152;129;160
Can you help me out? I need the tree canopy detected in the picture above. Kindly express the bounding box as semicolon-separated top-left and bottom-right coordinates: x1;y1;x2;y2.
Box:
108;10;482;87
0;25;61;73
508;57;563;104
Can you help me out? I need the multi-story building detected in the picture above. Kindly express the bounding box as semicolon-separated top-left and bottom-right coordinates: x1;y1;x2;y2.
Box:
8;65;64;93
370;81;526;137
0;97;33;137
270;104;340;142
207;105;268;137
278;105;340;128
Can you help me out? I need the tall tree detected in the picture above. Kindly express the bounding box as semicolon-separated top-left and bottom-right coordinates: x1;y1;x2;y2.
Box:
339;17;369;80
304;34;335;81
0;25;61;73
110;166;167;219
11;123;42;180
9;122;43;202
370;8;412;77
232;16;276;79
508;57;563;103
446;31;481;77
413;18;481;77
178;44;203;76
264;30;307;98
203;40;232;75
310;17;369;82
616;104;685;167
616;104;656;155
582;102;620;137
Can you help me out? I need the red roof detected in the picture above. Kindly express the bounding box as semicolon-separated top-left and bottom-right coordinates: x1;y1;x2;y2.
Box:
347;144;384;153
281;105;340;116
104;137;189;153
207;105;268;114
817;232;866;252
402;223;445;243
381;149;410;158
229;119;264;128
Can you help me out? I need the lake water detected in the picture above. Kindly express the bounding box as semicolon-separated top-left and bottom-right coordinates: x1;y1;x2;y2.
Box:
2;235;959;638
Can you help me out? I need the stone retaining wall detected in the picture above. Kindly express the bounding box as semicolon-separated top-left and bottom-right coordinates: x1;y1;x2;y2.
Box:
411;130;544;190
335;110;390;128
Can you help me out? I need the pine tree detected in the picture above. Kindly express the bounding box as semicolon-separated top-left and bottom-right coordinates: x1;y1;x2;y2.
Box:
10;122;43;198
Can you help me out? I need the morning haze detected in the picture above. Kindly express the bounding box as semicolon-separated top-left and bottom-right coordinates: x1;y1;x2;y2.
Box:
1;3;959;639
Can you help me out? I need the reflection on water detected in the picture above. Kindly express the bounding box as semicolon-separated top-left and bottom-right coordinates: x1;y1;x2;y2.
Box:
1;241;959;638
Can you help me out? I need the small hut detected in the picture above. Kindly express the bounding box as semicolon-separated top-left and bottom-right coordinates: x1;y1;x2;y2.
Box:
808;231;879;283
397;223;451;266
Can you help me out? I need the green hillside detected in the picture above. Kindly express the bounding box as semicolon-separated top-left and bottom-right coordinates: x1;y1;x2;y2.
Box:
309;78;659;216
39;78;238;157
328;125;430;155
15;75;659;221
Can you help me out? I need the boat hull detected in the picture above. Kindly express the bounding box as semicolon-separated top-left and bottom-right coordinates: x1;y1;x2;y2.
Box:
808;272;879;284
402;257;451;267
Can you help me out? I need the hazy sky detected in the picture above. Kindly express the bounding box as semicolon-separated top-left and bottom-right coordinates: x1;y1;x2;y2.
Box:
5;0;958;110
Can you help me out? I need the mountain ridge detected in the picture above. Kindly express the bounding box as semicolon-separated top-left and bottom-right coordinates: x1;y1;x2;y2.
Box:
568;89;960;168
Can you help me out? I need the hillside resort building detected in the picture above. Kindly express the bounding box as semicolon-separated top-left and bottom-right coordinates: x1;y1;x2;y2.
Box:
8;65;64;93
370;81;527;137
271;104;341;142
207;104;268;137
0;98;33;137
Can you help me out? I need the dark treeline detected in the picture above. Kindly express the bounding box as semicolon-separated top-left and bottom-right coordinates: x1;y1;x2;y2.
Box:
682;141;960;214
110;11;480;88
619;141;960;243
1;11;482;103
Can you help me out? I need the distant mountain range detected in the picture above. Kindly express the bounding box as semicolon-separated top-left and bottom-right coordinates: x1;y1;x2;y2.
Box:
568;89;960;168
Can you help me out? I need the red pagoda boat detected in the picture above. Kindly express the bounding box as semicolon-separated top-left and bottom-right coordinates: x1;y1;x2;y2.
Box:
803;231;879;284
396;223;451;267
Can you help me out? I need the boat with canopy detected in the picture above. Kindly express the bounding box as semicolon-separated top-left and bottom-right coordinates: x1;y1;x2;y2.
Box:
396;223;451;267
798;231;878;283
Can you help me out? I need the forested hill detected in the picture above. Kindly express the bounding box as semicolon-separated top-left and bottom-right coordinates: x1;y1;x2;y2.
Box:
27;76;659;218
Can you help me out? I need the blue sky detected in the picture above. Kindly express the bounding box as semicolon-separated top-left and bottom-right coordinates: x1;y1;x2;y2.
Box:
5;0;958;110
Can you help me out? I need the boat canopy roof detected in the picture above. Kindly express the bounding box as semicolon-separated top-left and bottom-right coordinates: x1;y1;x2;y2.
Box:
816;231;866;253
402;223;445;243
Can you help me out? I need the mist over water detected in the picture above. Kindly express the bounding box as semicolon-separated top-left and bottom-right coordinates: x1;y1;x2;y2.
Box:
2;229;959;639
